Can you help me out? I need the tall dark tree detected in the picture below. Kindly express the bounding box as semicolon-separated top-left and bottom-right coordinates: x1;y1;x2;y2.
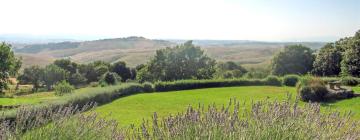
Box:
111;61;131;82
312;43;342;76
137;41;216;82
271;45;314;76
0;42;21;93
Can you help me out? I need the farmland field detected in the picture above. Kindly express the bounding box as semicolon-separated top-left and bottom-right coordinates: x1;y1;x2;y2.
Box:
94;86;360;126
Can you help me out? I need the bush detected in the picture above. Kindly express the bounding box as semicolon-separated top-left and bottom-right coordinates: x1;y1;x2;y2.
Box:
341;76;359;86
282;75;300;86
264;75;282;86
54;81;75;96
297;76;328;102
298;84;328;102
142;82;154;93
102;72;121;85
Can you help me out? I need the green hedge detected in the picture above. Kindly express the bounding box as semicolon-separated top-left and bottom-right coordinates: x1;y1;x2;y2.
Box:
154;79;269;92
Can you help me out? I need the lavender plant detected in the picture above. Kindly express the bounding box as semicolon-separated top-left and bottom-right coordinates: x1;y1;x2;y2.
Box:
1;97;359;140
134;98;360;140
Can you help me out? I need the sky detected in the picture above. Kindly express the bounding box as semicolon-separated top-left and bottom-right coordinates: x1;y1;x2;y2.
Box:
0;0;359;42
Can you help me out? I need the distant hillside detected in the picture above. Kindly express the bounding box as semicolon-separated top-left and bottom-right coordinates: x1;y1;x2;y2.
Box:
13;37;327;68
16;53;54;68
15;37;174;67
169;40;326;49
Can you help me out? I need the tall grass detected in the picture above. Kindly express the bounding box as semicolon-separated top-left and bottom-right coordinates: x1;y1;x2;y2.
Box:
3;97;359;139
134;98;360;139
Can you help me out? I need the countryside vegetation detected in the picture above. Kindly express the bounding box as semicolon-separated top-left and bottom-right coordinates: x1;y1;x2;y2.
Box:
0;30;359;139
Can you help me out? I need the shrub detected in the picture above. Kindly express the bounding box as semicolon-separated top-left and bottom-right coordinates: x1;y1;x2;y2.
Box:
264;75;282;86
102;72;121;85
282;75;300;86
142;82;154;93
298;84;328;102
341;76;359;86
297;76;328;102
54;81;75;96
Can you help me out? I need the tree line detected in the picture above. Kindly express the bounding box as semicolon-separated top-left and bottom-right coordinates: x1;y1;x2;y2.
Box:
271;30;360;77
0;29;359;94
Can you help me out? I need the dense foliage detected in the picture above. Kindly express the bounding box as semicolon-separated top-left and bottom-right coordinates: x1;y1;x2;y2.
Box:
18;66;44;91
102;72;121;85
42;64;69;90
264;75;282;86
214;61;247;79
271;45;314;76
312;43;342;76
54;81;75;96
297;76;328;102
111;61;132;82
137;41;216;82
154;78;269;92
282;74;300;86
0;43;21;93
341;31;360;77
313;30;360;77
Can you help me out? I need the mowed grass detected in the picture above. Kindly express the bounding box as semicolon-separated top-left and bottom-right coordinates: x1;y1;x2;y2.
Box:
322;87;360;116
94;86;297;126
94;86;360;127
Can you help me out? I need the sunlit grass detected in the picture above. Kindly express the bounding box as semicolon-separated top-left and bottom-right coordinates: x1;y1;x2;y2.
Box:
94;86;360;127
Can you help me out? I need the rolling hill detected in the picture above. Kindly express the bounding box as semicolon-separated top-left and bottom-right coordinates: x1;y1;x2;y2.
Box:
12;37;327;68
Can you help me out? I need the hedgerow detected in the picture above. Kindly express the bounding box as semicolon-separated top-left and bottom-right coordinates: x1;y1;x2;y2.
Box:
154;79;266;92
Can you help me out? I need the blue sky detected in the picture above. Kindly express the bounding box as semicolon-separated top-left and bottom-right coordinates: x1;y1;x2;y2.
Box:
0;0;359;41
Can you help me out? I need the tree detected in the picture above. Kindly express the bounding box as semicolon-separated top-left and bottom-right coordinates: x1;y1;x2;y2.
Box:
137;41;216;82
54;59;78;74
0;42;21;93
111;61;131;82
18;66;44;91
78;61;110;83
42;64;69;90
312;43;342;76
270;45;314;76
214;61;248;79
136;65;155;83
341;31;360;77
68;72;87;88
102;72;121;85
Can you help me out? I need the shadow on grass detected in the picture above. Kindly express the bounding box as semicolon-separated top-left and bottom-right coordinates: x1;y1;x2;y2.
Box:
320;93;360;107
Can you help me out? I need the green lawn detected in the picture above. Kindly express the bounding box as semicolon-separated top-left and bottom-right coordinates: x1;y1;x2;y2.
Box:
322;87;360;115
94;86;360;127
94;86;297;126
0;92;56;106
0;85;118;106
